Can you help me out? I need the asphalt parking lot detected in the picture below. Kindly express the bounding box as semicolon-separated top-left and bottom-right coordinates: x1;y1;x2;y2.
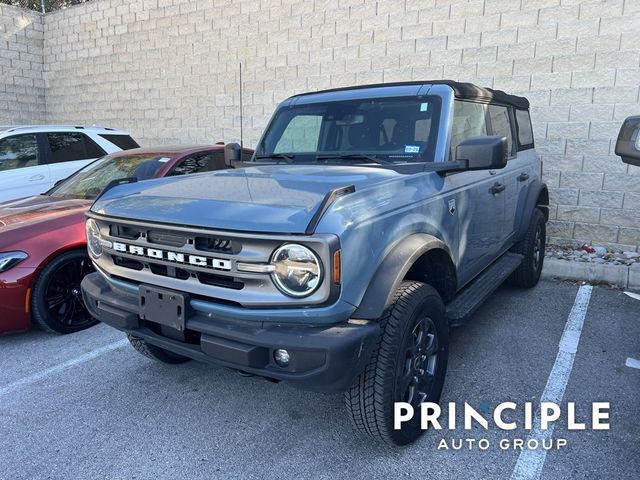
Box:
0;279;638;480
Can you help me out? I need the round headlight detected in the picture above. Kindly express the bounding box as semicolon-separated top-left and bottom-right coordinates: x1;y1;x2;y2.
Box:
271;244;322;297
86;219;103;258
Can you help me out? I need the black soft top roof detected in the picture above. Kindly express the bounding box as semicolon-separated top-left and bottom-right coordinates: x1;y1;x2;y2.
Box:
291;80;530;110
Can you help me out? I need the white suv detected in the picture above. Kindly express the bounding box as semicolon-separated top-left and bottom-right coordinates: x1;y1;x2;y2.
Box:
0;125;139;202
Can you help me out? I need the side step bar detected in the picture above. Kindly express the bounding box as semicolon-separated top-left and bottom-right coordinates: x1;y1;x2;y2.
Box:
446;252;524;326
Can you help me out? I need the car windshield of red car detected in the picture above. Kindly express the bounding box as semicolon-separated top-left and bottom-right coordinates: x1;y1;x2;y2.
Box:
49;154;169;200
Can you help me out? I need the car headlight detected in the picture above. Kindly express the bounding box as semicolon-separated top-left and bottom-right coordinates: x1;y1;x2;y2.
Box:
271;244;322;297
86;219;103;258
0;251;28;273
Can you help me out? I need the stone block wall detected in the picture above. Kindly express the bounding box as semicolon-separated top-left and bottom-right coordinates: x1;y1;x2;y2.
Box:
5;0;640;249
0;4;45;124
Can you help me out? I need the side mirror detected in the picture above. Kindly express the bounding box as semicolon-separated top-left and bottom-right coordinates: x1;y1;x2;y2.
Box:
615;116;640;167
456;136;508;171
224;142;242;168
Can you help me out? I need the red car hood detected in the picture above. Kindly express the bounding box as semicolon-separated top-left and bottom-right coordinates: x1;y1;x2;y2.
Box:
0;196;91;247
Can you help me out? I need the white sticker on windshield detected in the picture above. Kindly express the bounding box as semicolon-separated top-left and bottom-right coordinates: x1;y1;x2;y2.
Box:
420;102;429;112
158;157;171;163
404;145;420;153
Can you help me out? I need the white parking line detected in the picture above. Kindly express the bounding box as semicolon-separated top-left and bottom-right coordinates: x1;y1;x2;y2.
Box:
510;285;593;480
623;291;640;301
0;339;129;397
626;358;640;370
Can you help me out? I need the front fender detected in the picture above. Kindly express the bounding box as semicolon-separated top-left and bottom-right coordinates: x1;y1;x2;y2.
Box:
351;233;450;320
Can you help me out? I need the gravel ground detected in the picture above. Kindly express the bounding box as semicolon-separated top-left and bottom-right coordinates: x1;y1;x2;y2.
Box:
547;243;640;266
0;279;638;480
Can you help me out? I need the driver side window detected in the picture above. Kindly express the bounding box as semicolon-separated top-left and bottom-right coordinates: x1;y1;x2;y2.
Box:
450;101;488;160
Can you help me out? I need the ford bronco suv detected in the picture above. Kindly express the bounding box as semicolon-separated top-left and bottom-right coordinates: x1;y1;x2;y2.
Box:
81;81;548;446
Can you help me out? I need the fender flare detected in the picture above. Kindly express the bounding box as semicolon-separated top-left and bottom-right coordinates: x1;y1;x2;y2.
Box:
352;233;452;320
516;181;549;241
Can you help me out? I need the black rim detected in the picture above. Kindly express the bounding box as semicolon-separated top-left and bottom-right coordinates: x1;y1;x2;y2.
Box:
399;315;439;406
43;257;94;328
533;224;543;271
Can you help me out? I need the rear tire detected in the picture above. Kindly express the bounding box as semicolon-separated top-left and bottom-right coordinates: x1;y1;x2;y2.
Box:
509;208;546;288
345;281;449;446
127;334;191;364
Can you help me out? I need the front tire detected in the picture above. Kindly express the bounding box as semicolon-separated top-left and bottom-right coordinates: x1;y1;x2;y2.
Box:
509;208;546;288
30;250;97;334
345;281;449;446
127;334;191;364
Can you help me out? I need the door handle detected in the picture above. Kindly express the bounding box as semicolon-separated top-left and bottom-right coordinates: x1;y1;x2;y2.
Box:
517;173;530;182
28;174;45;181
489;183;505;194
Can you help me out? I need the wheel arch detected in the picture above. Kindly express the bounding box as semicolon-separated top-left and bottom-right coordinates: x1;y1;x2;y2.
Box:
352;233;457;320
28;243;88;290
515;182;549;242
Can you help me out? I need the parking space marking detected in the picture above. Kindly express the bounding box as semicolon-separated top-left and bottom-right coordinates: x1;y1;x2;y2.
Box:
0;339;128;397
623;291;640;301
510;285;593;480
625;358;640;370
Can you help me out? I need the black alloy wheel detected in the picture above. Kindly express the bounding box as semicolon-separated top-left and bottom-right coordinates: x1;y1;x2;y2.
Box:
399;314;440;406
31;250;98;334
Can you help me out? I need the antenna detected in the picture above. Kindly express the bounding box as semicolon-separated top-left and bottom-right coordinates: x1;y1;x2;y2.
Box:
239;62;244;153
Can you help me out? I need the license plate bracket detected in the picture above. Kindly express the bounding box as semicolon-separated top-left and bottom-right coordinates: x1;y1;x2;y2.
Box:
138;285;189;331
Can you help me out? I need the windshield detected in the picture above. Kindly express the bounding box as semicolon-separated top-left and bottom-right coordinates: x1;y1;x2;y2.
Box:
49;153;170;199
257;96;441;164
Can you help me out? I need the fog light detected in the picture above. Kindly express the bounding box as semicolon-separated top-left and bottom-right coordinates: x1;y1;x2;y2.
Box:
274;349;290;367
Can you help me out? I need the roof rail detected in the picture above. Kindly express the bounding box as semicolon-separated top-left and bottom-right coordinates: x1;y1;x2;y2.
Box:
1;125;119;134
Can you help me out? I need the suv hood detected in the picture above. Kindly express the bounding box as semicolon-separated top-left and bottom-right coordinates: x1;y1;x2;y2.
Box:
91;165;402;233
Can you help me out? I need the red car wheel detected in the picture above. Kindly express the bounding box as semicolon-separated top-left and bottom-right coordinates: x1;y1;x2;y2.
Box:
30;250;98;334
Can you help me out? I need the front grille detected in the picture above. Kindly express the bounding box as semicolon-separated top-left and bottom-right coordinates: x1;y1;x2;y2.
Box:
104;220;245;291
94;216;334;307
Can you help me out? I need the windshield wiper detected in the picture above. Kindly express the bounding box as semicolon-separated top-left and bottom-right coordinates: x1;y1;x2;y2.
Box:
316;153;393;165
254;153;295;164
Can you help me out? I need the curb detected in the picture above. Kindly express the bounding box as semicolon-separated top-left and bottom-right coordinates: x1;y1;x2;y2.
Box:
542;257;640;291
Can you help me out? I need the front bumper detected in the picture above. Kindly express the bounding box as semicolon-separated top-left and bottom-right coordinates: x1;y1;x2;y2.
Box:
81;272;379;392
0;267;35;333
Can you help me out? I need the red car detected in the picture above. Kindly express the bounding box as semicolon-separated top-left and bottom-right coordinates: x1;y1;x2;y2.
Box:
0;145;251;335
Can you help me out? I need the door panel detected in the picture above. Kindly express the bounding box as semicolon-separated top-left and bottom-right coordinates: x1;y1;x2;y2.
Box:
504;150;538;244
444;169;506;287
0;133;51;202
0;164;51;202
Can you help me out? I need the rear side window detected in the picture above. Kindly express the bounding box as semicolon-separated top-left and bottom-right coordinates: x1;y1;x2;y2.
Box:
169;152;225;176
46;132;105;163
515;109;534;149
0;134;40;171
99;134;140;150
487;105;514;158
450;101;488;159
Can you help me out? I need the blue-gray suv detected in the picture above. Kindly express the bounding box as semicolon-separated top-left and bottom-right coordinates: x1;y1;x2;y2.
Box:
81;81;549;445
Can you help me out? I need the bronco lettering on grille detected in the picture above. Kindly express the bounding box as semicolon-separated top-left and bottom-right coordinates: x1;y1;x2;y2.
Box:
111;241;232;271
